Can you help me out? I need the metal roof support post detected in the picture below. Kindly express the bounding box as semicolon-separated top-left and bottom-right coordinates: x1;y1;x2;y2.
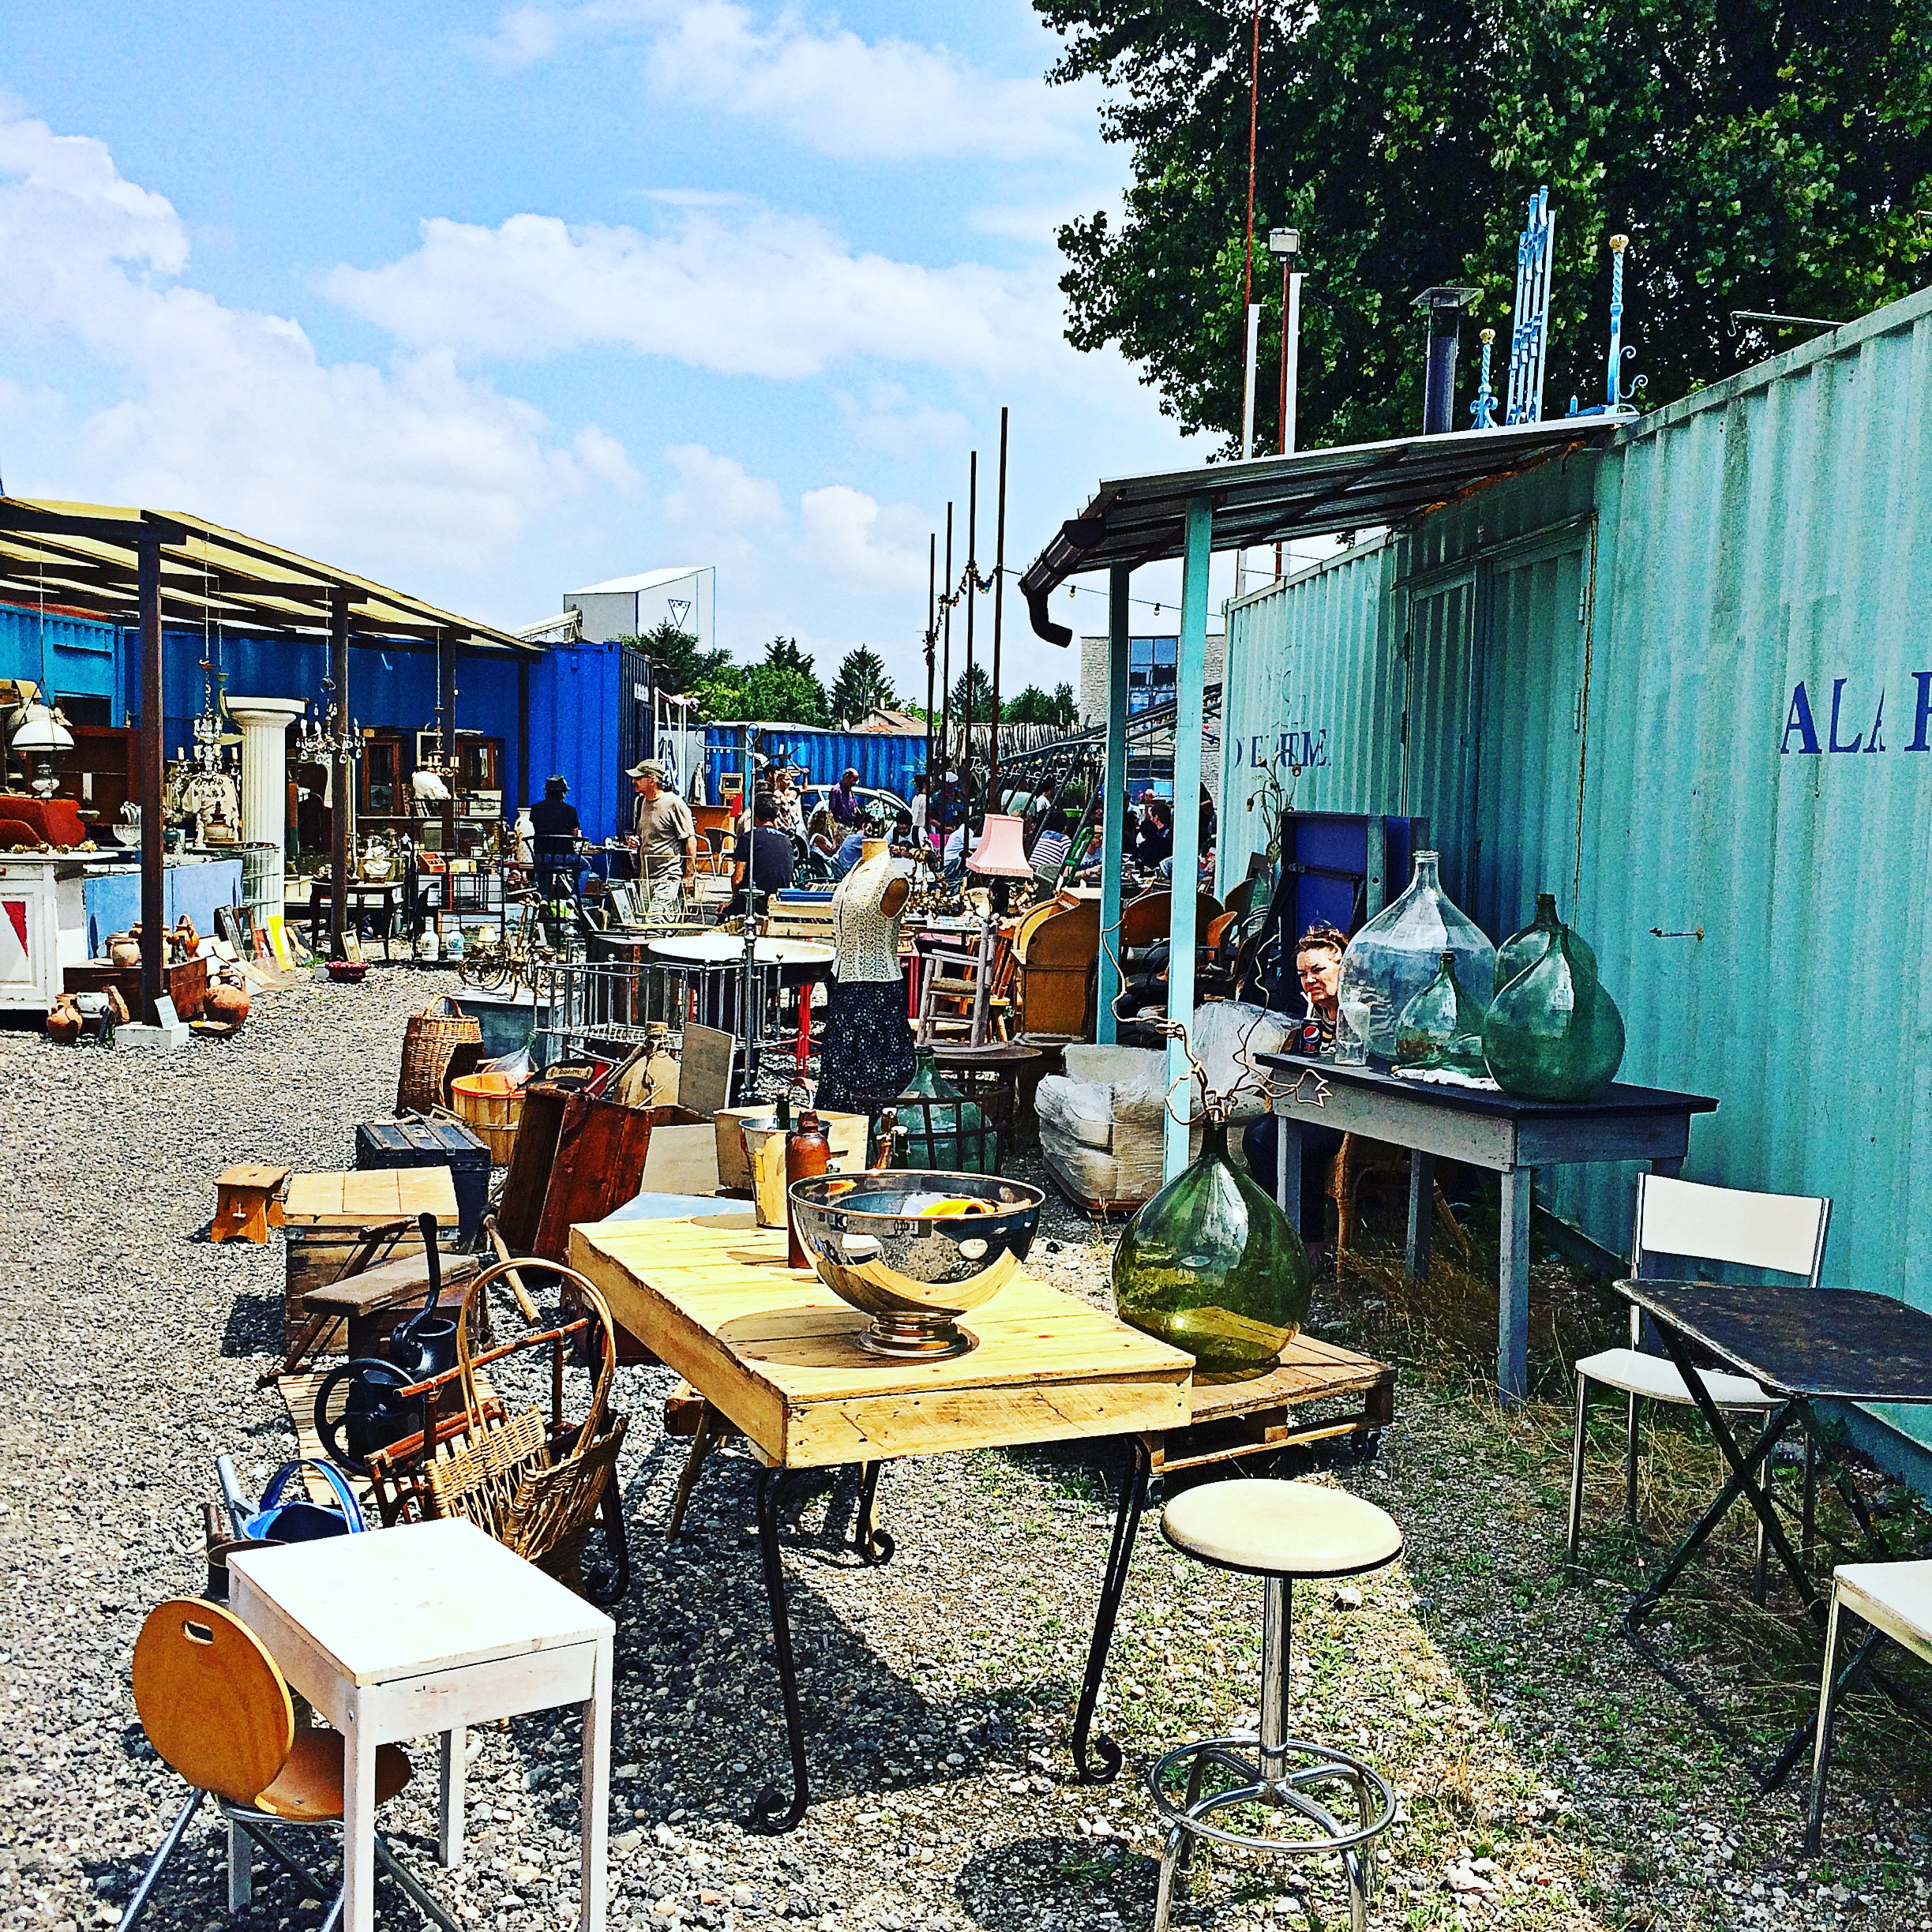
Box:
1097;563;1131;1045
438;628;457;857
1164;497;1213;1181
135;535;165;1022
328;587;350;958
516;655;531;816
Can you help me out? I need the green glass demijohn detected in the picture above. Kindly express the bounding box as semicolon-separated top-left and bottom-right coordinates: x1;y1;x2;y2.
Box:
1483;925;1626;1101
1394;951;1489;1077
1112;1119;1312;1378
891;1048;996;1172
1494;892;1598;995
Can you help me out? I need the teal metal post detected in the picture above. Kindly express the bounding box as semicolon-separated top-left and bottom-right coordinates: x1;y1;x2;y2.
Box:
1097;564;1131;1045
1165;497;1214;1180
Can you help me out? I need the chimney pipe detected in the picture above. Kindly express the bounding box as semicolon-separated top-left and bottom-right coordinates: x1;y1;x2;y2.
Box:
1416;286;1479;434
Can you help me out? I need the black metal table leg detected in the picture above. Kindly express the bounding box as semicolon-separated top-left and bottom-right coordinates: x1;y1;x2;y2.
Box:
752;1467;810;1833
1071;1435;1150;1784
854;1461;895;1566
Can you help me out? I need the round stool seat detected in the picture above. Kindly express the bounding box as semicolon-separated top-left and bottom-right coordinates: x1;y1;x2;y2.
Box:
1161;1478;1401;1579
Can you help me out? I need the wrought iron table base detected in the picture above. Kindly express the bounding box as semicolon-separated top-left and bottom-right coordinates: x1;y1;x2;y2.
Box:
1071;1436;1150;1782
750;1461;895;1833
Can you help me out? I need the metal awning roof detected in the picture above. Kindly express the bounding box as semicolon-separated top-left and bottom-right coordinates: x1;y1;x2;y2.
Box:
0;497;539;655
1019;415;1631;644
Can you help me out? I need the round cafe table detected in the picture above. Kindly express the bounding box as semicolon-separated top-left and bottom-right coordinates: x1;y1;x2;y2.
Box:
928;1040;1047;1148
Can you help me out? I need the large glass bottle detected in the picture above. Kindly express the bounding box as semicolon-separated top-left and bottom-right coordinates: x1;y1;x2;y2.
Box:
1482;925;1626;1101
1495;892;1597;994
1337;850;1495;1060
1112;1120;1312;1378
892;1049;996;1172
1394;951;1489;1077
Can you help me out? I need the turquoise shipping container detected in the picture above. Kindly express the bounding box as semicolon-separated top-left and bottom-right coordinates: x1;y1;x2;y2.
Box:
1220;283;1932;1467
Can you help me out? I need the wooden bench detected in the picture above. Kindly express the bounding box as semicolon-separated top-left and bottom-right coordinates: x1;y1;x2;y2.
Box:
210;1163;290;1244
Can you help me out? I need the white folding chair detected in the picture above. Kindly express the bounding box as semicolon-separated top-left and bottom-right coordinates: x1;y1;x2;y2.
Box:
1807;1560;1932;1850
1566;1172;1830;1593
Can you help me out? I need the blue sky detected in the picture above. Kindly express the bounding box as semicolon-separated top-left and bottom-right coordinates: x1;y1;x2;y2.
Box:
0;1;1236;699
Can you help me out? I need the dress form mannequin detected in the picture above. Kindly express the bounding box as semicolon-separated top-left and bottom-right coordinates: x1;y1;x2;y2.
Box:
816;838;914;1112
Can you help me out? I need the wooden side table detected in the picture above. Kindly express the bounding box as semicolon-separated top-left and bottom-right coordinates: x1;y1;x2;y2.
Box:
210;1163;290;1244
227;1518;614;1932
929;1041;1047;1148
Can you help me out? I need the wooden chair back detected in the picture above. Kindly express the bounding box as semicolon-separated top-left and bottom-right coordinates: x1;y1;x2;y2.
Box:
1118;891;1170;949
1630;1173;1830;1286
132;1599;294;1805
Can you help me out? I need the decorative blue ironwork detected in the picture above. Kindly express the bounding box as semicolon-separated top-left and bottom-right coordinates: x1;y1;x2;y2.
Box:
1569;231;1648;418
1505;188;1555;426
1470;328;1498;430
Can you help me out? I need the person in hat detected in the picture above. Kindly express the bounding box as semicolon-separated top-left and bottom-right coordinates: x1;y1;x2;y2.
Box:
529;774;583;900
627;759;696;917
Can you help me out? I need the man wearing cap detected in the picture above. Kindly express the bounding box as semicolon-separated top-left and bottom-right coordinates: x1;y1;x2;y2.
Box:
628;760;696;917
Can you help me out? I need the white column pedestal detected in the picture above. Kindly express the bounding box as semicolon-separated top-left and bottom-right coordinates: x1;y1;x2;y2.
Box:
228;698;306;919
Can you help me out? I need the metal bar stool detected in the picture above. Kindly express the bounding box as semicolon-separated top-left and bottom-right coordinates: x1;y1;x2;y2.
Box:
1149;1479;1402;1932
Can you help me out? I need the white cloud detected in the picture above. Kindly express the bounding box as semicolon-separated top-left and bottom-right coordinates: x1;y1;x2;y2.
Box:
663;441;784;535
0;112;632;583
325;204;1060;381
799;483;928;591
833;382;969;456
644;3;1086;162
469;0;1088;162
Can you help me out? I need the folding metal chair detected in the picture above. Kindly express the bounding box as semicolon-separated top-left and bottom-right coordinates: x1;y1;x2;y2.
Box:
120;1598;455;1932
1566;1172;1830;1597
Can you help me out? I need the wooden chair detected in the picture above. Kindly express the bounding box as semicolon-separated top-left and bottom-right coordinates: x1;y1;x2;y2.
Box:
1808;1560;1932;1850
1566;1172;1830;1594
1009;891;1101;1040
121;1598;452;1932
1329;1135;1470;1262
916;921;1009;1045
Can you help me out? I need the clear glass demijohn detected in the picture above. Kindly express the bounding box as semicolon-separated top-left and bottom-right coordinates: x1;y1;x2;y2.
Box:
1337;850;1496;1059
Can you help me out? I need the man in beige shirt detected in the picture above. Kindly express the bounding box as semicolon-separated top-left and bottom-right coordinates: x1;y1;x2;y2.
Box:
628;760;696;917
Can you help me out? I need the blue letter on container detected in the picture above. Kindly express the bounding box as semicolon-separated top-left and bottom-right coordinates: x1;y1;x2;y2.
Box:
1781;682;1821;755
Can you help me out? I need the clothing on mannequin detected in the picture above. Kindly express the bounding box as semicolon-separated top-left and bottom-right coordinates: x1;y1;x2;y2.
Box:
816;838;914;1112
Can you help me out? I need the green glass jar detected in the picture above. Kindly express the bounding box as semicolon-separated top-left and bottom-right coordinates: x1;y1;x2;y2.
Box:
890;1049;996;1172
1112;1120;1311;1378
1495;892;1598;994
1483;925;1626;1101
1394;951;1489;1077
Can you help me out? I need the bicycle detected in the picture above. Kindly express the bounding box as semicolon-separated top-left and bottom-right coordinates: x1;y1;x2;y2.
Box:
457;890;553;995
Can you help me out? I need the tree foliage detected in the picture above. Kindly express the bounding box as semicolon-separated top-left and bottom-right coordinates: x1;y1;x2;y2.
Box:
1004;683;1082;727
949;663;997;726
1036;0;1932;449
692;636;831;725
829;647;897;725
626;619;730;695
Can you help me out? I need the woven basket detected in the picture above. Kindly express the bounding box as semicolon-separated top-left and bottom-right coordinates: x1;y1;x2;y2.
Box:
450;1071;524;1166
397;996;482;1115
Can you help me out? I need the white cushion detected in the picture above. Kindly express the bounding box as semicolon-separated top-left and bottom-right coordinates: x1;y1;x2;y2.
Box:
1034;1075;1114;1151
1161;1478;1402;1578
1190;1001;1292;1121
1575;1345;1770;1409
1062;1045;1165;1088
1039;1137;1124;1205
1836;1561;1932;1666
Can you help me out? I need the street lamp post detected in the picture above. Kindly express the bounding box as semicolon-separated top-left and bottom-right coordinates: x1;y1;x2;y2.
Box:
1269;227;1304;576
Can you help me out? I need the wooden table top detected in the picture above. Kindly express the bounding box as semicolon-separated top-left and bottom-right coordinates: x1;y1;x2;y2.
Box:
283;1168;460;1227
227;1517;611;1686
571;1210;1193;1469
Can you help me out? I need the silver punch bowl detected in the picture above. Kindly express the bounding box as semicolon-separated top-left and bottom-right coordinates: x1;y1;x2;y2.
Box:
786;1171;1045;1360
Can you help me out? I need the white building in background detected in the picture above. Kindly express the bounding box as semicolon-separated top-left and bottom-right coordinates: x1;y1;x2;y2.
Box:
565;565;715;648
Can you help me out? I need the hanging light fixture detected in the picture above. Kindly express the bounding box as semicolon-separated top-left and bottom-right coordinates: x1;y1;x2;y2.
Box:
11;700;74;797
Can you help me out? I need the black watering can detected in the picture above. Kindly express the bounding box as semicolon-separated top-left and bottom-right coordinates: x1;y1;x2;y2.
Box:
314;1214;460;1475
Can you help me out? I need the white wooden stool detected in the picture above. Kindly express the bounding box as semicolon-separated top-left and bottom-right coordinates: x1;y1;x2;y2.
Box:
1149;1479;1403;1932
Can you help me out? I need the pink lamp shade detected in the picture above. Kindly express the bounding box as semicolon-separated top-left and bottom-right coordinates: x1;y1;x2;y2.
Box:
966;812;1033;877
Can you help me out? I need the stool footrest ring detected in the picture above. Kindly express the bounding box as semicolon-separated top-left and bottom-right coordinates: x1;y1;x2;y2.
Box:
1148;1735;1397;1857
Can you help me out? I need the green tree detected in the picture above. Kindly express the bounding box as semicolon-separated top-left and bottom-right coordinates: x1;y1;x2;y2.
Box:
1037;0;1932;450
829;647;897;725
763;636;819;681
692;661;831;726
624;620;730;695
1003;685;1056;724
949;663;997;726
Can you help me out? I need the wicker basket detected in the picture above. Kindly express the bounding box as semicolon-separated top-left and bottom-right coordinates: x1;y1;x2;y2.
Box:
450;1071;524;1166
397;996;482;1115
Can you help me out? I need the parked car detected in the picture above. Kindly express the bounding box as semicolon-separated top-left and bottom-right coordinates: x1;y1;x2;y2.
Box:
797;782;909;827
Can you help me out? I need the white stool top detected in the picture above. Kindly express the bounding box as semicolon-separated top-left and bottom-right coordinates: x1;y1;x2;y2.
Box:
1161;1478;1402;1580
1836;1560;1932;1667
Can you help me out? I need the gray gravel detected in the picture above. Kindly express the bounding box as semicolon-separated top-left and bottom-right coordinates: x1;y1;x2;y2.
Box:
3;976;1930;1932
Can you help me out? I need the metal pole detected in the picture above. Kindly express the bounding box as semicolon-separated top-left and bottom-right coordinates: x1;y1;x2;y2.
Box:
1236;302;1260;598
438;628;457;857
925;531;936;793
989;407;1008;807
1097;564;1131;1045
328;587;350;958
1164;497;1214;1181
1284;272;1303;454
938;502;953;851
963;450;977;827
136;535;164;1022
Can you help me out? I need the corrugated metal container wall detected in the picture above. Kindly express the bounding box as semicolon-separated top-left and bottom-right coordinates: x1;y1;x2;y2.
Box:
705;726;925;802
1222;284;1932;1461
0;604;126;718
528;642;622;842
1217;539;1395;896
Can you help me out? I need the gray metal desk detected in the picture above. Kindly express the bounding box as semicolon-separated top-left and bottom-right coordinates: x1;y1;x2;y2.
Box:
1257;1056;1716;1403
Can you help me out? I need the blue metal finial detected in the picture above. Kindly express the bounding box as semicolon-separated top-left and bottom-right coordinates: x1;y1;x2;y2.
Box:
1505;187;1555;426
1606;234;1647;407
1470;328;1497;429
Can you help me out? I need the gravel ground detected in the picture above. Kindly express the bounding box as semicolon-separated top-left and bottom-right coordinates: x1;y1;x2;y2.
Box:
2;973;1930;1932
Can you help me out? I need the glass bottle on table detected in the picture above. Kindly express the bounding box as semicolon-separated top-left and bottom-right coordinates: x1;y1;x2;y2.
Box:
1337;850;1495;1060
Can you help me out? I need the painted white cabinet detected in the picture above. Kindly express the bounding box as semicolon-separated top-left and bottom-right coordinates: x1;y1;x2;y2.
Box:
0;858;89;1013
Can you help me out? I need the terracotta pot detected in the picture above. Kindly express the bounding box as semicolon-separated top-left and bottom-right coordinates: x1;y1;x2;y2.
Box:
45;997;81;1045
107;932;141;970
205;984;250;1026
